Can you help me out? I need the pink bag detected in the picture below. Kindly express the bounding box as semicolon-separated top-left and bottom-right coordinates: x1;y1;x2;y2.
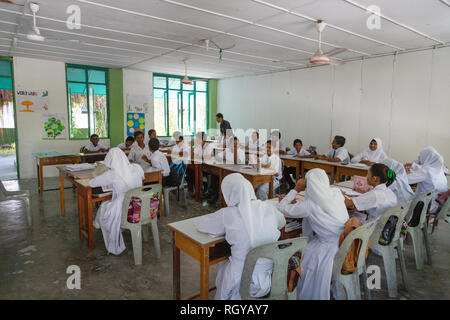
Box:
127;193;160;223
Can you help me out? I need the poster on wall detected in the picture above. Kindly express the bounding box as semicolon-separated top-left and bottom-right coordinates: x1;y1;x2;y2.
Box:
16;89;50;113
126;94;149;113
127;112;145;137
42;113;67;140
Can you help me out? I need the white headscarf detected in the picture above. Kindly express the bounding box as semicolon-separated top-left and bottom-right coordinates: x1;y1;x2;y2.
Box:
381;158;415;204
365;137;387;162
104;147;144;188
305;169;349;227
418;146;448;192
221;173;281;248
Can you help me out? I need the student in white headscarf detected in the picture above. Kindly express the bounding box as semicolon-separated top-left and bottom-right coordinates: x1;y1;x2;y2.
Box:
405;146;448;213
381;158;415;205
276;168;348;300
89;148;144;255
196;173;286;300
351;138;387;165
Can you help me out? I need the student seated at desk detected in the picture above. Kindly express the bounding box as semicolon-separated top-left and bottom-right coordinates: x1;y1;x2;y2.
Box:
216;137;245;164
351;138;387;165
167;131;181;147
404;146;448;213
128;131;151;170
143;138;173;187
83;134;108;153
117;136;135;152
276;169;348;300
170;135;188;164
344;163;397;224
246;131;262;152
89;148;144;255
283;139;311;190
267;130;286;155
315;135;350;163
381;158;415;205
256;140;282;200
196;173;286;300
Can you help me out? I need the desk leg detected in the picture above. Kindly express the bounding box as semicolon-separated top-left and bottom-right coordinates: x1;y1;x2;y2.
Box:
86;191;94;250
335;168;341;183
301;166;305;181
195;164;200;202
59;175;65;215
296;163;300;181
39;161;44;196
173;232;181;300
77;190;84;240
200;247;210;300
269;179;274;199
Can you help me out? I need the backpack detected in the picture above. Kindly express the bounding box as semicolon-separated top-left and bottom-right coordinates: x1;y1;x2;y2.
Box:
169;162;185;187
339;217;370;275
378;216;398;246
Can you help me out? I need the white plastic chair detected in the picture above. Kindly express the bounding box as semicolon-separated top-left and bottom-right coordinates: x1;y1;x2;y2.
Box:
0;180;31;226
332;219;378;300
369;201;411;298
404;190;434;270
429;196;450;234
120;184;162;265
162;164;187;217
239;237;308;300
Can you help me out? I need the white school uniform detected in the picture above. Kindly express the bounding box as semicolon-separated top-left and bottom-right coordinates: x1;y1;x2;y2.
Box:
149;150;170;177
381;158;415;205
256;153;282;200
352;183;398;223
325;147;350;162
127;143;152;170
117;142;126;149
196;173;286;300
407;147;448;213
276;169;348;300
287;147;310;157
170;142;189;164
84;141;107;152
351;138;387;164
89;148;144;255
266;140;286;153
215;147;246;164
194;143;214;164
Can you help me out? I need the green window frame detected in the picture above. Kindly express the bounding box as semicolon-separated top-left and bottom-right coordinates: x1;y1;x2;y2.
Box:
153;73;208;137
65;64;110;140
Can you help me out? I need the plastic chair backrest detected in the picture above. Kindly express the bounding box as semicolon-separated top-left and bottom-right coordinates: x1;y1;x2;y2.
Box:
333;219;378;277
370;201;411;245
239;237;308;300
404;191;435;227
435;197;450;221
121;184;162;227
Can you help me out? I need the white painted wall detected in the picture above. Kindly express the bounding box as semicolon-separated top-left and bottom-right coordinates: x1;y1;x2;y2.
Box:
13;57;110;179
122;68;153;142
218;47;450;165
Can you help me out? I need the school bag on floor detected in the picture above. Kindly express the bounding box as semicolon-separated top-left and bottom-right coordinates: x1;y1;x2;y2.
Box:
169;162;185;187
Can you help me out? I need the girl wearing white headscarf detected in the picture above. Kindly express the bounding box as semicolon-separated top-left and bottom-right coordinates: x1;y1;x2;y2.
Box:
351;138;387;165
381;158;415;205
407;146;448;213
89;148;144;255
277;168;348;300
196;173;286;300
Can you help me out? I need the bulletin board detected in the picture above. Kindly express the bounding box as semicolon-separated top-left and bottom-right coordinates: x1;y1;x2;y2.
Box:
126;112;145;137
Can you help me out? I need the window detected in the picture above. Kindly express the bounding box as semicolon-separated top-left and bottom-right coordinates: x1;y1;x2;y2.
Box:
153;74;208;137
66;65;109;139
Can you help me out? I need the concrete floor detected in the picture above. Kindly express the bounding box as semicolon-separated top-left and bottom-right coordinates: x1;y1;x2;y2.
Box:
0;177;449;300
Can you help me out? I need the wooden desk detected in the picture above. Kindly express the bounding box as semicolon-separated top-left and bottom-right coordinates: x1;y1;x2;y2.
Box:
168;196;304;300
34;152;79;196
300;159;337;183
335;163;369;182
280;155;302;181
79;152;107;163
57;164;162;250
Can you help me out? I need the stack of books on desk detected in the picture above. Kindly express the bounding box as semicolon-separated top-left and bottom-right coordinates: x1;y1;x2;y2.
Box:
285;219;302;233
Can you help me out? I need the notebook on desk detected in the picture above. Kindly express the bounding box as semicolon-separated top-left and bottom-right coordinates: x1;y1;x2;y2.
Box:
353;175;371;192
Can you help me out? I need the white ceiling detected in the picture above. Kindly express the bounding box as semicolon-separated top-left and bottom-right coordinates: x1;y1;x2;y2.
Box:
0;0;449;79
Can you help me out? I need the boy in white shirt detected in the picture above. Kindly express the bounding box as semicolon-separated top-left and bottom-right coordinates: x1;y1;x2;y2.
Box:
83;134;108;153
143;138;172;187
216;137;246;164
256;140;282;200
170;135;189;164
167;131;181;147
283;139;311;189
316;135;350;163
128;131;152;170
117;136;135;152
270;130;287;156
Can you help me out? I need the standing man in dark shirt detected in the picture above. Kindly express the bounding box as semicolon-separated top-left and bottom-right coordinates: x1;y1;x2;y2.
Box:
216;113;233;141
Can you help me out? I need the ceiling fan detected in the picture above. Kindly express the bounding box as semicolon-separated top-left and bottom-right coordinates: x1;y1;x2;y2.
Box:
181;59;208;84
24;2;82;43
198;39;236;61
273;20;347;66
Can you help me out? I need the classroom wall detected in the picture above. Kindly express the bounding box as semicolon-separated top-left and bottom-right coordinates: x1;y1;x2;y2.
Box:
122;68;154;141
13;56;111;179
217;46;450;165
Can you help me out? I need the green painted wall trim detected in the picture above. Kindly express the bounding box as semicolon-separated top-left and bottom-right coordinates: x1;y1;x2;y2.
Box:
108;68;124;147
208;79;217;129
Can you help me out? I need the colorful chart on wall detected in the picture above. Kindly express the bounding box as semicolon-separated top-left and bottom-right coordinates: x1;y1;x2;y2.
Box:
126;94;150;113
42;113;67;140
127;112;145;137
16;89;49;113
